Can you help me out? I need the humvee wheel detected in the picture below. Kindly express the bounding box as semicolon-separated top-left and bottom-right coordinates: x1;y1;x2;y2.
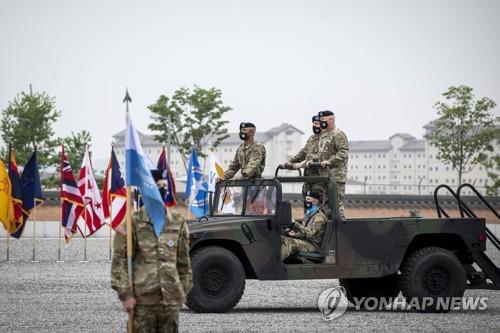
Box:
340;274;400;308
401;246;466;313
186;246;245;313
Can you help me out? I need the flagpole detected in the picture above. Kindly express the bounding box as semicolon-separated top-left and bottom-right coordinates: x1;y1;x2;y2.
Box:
6;231;10;262
57;145;64;263
108;203;113;262
31;198;38;262
81;145;89;263
124;89;134;333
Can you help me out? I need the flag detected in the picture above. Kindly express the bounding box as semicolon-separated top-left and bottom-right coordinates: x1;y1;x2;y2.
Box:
11;150;45;238
103;147;127;229
207;152;224;192
125;112;166;236
60;146;84;240
185;149;208;218
77;148;105;237
157;145;177;207
207;152;236;214
8;147;24;236
0;160;16;233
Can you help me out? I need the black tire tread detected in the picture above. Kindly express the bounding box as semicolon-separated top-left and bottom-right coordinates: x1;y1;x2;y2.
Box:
186;246;246;313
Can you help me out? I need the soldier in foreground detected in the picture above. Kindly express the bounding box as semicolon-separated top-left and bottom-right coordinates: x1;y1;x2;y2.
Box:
314;110;349;220
281;191;327;261
111;169;192;333
220;122;266;180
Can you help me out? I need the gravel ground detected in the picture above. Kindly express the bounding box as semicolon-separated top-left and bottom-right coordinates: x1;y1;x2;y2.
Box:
0;239;499;333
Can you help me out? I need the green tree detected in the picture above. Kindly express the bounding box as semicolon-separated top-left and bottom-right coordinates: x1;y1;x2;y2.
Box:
61;130;92;171
148;86;231;167
1;85;61;167
483;129;500;196
425;85;498;186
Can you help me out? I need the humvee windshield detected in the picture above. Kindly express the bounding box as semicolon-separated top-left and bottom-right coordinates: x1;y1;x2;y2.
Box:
213;181;278;217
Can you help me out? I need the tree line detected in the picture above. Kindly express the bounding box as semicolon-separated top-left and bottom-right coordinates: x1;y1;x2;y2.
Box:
0;84;498;195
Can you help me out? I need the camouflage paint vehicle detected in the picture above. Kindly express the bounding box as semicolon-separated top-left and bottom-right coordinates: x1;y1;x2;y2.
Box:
185;165;500;313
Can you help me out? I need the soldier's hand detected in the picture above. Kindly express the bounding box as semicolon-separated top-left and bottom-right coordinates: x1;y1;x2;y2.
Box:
305;160;312;168
122;297;136;314
292;163;302;170
287;230;297;237
320;161;330;168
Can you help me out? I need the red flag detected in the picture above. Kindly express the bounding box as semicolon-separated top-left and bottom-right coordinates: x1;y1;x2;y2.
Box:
77;148;105;237
103;147;126;229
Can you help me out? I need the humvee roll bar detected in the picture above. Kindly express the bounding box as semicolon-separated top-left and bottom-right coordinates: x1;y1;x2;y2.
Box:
274;162;330;177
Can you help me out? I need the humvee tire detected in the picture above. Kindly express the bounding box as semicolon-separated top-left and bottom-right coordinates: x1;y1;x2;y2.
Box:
186;246;245;313
340;274;400;308
401;246;466;312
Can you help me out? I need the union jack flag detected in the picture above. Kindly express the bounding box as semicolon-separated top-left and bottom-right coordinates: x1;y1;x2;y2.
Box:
103;147;127;229
60;146;84;241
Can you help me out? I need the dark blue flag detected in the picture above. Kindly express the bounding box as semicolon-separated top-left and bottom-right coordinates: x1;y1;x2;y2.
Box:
11;150;45;238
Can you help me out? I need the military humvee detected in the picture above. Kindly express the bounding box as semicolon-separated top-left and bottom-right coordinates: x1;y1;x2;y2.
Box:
185;165;500;313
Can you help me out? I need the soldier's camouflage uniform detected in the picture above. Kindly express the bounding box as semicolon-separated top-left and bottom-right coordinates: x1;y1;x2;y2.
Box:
220;141;266;180
111;208;192;333
288;134;320;176
281;208;327;260
316;127;349;220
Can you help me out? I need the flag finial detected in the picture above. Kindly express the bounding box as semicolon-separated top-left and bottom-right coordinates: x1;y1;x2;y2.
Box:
123;89;132;103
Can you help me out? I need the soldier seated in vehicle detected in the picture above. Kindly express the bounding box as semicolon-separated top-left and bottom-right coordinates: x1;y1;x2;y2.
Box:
246;185;276;215
281;191;328;261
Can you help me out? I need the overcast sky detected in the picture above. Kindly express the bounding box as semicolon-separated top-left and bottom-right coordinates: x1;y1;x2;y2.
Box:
1;0;499;162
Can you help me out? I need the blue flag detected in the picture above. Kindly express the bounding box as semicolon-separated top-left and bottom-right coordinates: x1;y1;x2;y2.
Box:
185;149;208;218
125;113;166;236
12;150;45;238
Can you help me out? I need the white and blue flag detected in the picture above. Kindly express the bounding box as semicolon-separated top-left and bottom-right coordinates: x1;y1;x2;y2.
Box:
185;149;208;218
125;113;166;236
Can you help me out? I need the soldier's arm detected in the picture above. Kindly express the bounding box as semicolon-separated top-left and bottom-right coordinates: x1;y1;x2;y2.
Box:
288;145;306;164
328;132;349;166
221;149;241;180
292;214;326;240
176;216;193;295
110;230;133;301
241;146;265;178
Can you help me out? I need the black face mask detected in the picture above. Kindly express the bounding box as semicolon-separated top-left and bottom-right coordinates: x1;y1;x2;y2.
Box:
320;120;328;129
313;126;321;134
239;132;247;140
158;187;167;199
304;201;313;209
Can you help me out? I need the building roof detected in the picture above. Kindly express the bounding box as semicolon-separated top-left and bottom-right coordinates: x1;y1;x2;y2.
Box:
349;140;393;152
389;133;416;141
400;139;425;151
113;122;303;146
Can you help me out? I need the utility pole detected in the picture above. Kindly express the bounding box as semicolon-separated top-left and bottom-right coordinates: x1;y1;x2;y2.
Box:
363;176;368;195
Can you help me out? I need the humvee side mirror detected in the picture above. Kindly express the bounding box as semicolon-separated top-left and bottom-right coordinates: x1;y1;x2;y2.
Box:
276;200;292;227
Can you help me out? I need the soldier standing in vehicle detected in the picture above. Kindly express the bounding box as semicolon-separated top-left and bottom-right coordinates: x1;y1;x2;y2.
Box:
280;115;321;175
111;169;192;333
312;110;348;220
220;122;266;180
281;191;328;261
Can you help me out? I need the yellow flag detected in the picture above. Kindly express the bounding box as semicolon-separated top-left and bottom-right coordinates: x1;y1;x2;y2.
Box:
0;160;16;233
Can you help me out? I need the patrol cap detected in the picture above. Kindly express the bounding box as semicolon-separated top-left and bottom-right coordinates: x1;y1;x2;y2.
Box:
151;169;168;182
318;110;334;117
240;122;256;129
305;191;322;202
312;115;320;122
